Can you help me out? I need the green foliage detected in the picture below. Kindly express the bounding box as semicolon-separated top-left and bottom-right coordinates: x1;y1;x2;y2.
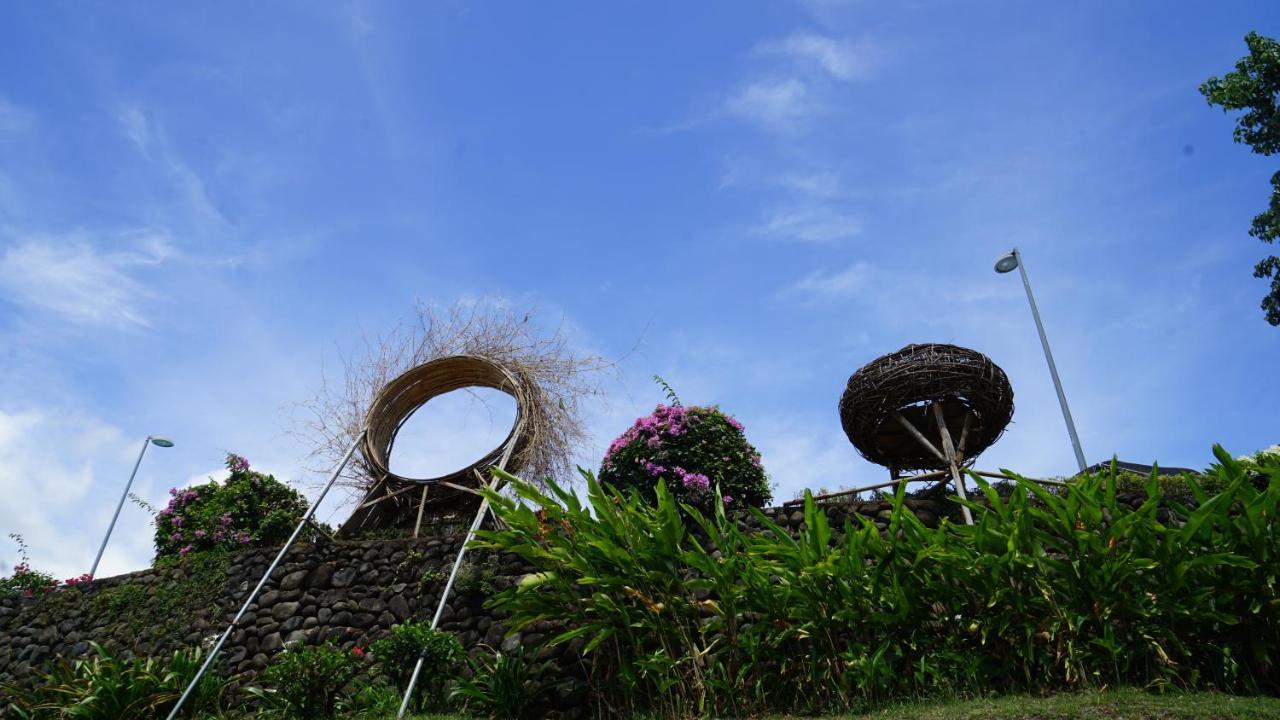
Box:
0;533;57;599
1201;31;1280;325
91;549;230;641
599;403;770;513
452;645;556;720
245;642;363;720
369;621;464;712
476;447;1280;718
1;642;231;719
154;453;309;561
453;554;500;596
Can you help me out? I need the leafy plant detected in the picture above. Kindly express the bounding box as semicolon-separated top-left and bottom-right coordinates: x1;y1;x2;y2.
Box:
153;453;309;560
599;403;770;512
1;642;232;719
369;621;464;712
245;641;363;720
0;533;58;598
1200;31;1280;325
90;548;231;641
475;445;1280;718
453;645;557;720
453;554;500;596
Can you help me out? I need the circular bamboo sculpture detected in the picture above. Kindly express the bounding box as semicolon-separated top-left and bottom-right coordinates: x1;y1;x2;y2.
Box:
839;343;1013;473
339;355;532;537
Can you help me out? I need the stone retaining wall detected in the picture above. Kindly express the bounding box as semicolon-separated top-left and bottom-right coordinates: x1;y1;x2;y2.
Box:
0;496;948;693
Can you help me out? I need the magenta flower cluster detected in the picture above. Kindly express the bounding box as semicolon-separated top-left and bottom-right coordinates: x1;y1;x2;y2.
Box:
227;453;250;474
604;404;700;472
151;451;310;561
599;403;770;513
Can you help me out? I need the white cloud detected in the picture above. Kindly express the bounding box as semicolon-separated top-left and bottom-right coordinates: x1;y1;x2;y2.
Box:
0;232;175;329
777;171;843;199
758;33;875;82
754;204;861;243
726;78;812;131
0;97;35;138
0;407;155;579
116;105;150;156
750;417;866;502
782;261;873;301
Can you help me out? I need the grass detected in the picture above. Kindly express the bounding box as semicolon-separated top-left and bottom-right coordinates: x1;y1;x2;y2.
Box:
840;689;1280;719
394;689;1280;719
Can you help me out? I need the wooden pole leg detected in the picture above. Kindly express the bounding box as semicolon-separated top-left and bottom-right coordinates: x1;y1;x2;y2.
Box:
932;403;974;525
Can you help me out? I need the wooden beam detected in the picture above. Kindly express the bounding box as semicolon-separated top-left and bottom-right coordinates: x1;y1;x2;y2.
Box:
782;470;949;506
358;482;417;509
892;410;948;464
412;485;430;539
956;411;974;459
933;402;974;525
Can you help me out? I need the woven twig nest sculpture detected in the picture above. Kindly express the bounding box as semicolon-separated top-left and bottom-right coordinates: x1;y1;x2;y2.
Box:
341;355;533;533
839;343;1013;472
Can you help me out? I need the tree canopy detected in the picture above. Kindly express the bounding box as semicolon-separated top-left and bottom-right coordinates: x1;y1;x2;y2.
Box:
1201;31;1280;326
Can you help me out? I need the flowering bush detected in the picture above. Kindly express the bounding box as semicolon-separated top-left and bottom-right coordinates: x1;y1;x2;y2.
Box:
153;453;309;561
1;533;58;598
0;562;58;598
599;403;770;511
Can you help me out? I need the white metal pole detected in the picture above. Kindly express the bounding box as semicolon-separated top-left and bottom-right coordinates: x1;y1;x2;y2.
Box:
90;436;152;579
165;433;363;720
396;477;500;719
1013;248;1088;473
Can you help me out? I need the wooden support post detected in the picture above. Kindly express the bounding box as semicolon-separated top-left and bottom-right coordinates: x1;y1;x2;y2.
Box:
412;485;430;539
358;482;417;509
892;411;949;464
956;411;973;459
932;403;974;525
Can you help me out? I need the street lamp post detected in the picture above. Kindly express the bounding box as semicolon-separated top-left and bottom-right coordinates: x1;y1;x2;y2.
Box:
995;248;1088;473
90;435;174;578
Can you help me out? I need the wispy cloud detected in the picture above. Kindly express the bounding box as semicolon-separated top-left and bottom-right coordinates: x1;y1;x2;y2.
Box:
781;261;873;301
0;407;149;579
0;97;35;138
753;204;861;243
0;231;175;329
776;171;844;199
115;105;150;157
725;77;813;131
757;32;876;82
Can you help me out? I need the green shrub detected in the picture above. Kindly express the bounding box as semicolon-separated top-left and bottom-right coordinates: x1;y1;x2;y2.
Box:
369;621;463;712
599;403;770;512
0;533;58;598
1;642;231;719
246;641;362;719
476;445;1280;718
453;554;500;596
453;645;556;720
154;453;309;561
89;549;230;641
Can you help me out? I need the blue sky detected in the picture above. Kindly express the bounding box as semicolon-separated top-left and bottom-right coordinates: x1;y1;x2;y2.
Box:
2;1;1278;579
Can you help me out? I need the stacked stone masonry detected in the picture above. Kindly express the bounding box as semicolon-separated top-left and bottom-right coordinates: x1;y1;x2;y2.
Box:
0;495;970;692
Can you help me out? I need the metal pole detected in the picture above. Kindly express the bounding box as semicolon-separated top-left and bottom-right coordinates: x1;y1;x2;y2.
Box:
90;436;152;578
396;476;500;719
165;433;363;720
1013;248;1088;473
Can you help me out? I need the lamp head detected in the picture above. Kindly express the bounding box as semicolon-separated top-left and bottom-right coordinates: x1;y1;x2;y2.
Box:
150;437;175;448
994;251;1019;274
